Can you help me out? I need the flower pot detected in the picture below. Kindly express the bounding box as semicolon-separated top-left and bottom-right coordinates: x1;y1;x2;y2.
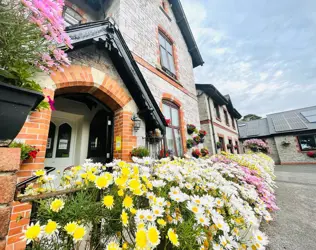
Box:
0;82;44;146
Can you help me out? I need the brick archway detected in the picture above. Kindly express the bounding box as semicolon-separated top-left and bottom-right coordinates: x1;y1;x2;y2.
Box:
6;66;136;250
161;93;186;154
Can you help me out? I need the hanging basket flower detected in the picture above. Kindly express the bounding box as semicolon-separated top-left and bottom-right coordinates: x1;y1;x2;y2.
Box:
227;144;232;149
307;151;316;158
193;136;201;144
192;148;201;158
186;139;195;149
201;148;209;157
187;124;196;135
216;142;222;149
198;130;207;138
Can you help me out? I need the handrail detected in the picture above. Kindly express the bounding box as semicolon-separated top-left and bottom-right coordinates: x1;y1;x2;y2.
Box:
15;166;55;199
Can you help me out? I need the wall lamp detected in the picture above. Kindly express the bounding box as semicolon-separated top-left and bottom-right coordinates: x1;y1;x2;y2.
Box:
131;114;141;132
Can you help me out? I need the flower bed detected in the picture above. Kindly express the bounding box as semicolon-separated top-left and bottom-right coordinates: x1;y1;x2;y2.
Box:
22;153;277;250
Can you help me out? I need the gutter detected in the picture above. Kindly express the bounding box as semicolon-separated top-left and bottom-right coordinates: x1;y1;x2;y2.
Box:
207;96;218;154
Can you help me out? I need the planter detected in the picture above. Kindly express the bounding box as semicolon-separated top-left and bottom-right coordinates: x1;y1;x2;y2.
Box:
0;82;44;146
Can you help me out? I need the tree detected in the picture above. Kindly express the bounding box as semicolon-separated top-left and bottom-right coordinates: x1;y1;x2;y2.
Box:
241;114;262;121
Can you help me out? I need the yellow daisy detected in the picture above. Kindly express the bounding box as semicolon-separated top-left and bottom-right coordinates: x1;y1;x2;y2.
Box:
50;199;65;212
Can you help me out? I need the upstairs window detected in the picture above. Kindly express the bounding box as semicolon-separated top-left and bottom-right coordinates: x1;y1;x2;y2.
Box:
159;32;176;78
214;103;221;120
63;6;83;26
231;114;236;129
298;134;316;151
224;110;229;126
162;100;183;156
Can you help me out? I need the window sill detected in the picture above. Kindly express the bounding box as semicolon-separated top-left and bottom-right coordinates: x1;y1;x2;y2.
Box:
216;117;221;122
156;66;182;86
159;6;172;21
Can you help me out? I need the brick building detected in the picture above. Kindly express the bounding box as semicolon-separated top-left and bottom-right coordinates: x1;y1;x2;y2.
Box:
238;106;316;165
196;84;242;155
3;1;203;249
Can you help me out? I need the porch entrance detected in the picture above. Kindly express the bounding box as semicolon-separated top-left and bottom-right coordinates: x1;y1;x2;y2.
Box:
44;93;114;173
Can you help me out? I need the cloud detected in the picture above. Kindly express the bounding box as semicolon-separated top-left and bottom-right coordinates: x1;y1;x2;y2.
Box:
182;0;316;116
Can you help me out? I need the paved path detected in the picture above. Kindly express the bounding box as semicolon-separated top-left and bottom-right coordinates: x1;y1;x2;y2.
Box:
263;165;316;250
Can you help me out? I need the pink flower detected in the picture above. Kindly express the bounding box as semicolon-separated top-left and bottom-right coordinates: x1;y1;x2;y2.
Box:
47;96;56;111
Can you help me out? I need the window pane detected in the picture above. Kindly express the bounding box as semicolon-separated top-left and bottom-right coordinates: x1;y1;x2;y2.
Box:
158;33;166;47
166;127;175;152
298;135;316;150
56;123;72;158
165;41;172;53
174;129;183;156
160;47;169;69
167;53;176;74
45;122;56;158
162;104;171;120
171;107;179;127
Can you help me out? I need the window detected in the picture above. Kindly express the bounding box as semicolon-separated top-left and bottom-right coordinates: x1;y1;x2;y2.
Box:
45;122;56;158
63;6;83;26
219;137;225;151
228;139;234;153
162;100;183;156
235;141;239;154
56;123;72;158
214;103;221;120
231;114;236;129
298;134;316;151
159;32;176;78
224;110;229;126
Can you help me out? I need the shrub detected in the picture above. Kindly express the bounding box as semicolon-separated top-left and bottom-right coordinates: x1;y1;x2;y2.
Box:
131;147;149;158
21;154;277;250
9;141;39;161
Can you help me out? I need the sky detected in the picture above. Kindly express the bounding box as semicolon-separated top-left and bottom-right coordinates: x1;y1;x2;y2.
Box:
181;0;316;117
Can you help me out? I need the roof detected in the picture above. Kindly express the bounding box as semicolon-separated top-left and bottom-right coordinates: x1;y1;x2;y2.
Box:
196;84;242;119
169;0;204;68
63;19;167;133
238;106;316;139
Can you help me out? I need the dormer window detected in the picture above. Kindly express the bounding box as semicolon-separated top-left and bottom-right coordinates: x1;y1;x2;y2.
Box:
158;32;176;78
63;6;83;26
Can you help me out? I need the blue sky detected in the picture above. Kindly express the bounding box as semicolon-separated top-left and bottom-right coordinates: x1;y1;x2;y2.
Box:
182;0;316;117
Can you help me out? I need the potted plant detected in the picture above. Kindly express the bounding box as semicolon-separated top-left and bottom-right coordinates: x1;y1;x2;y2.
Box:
192;148;201;158
193;135;201;144
0;1;72;146
9;142;39;164
198;130;207;138
216;142;222;149
131;147;150;158
186;139;195;149
201;148;209;157
187;124;196;135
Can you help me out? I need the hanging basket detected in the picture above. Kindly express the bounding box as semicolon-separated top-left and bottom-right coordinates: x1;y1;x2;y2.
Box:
0;82;44;146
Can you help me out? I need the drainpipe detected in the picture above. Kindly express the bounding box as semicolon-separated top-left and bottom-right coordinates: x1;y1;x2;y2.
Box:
207;97;218;154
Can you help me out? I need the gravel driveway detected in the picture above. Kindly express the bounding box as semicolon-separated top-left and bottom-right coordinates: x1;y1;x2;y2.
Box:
263;165;316;250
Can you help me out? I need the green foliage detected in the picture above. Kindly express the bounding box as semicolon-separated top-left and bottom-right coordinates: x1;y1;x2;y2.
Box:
9;141;38;161
131;147;150;158
0;4;49;109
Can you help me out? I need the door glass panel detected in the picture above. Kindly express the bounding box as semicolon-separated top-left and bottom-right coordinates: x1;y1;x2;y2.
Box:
174;129;182;156
45;122;56;158
171;107;179;126
166;127;175;152
56;123;72;158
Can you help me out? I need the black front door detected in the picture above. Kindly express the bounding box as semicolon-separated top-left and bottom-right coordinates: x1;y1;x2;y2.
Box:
88;110;113;164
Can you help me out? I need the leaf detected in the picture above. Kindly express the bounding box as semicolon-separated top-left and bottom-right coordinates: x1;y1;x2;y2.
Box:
0;68;17;80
